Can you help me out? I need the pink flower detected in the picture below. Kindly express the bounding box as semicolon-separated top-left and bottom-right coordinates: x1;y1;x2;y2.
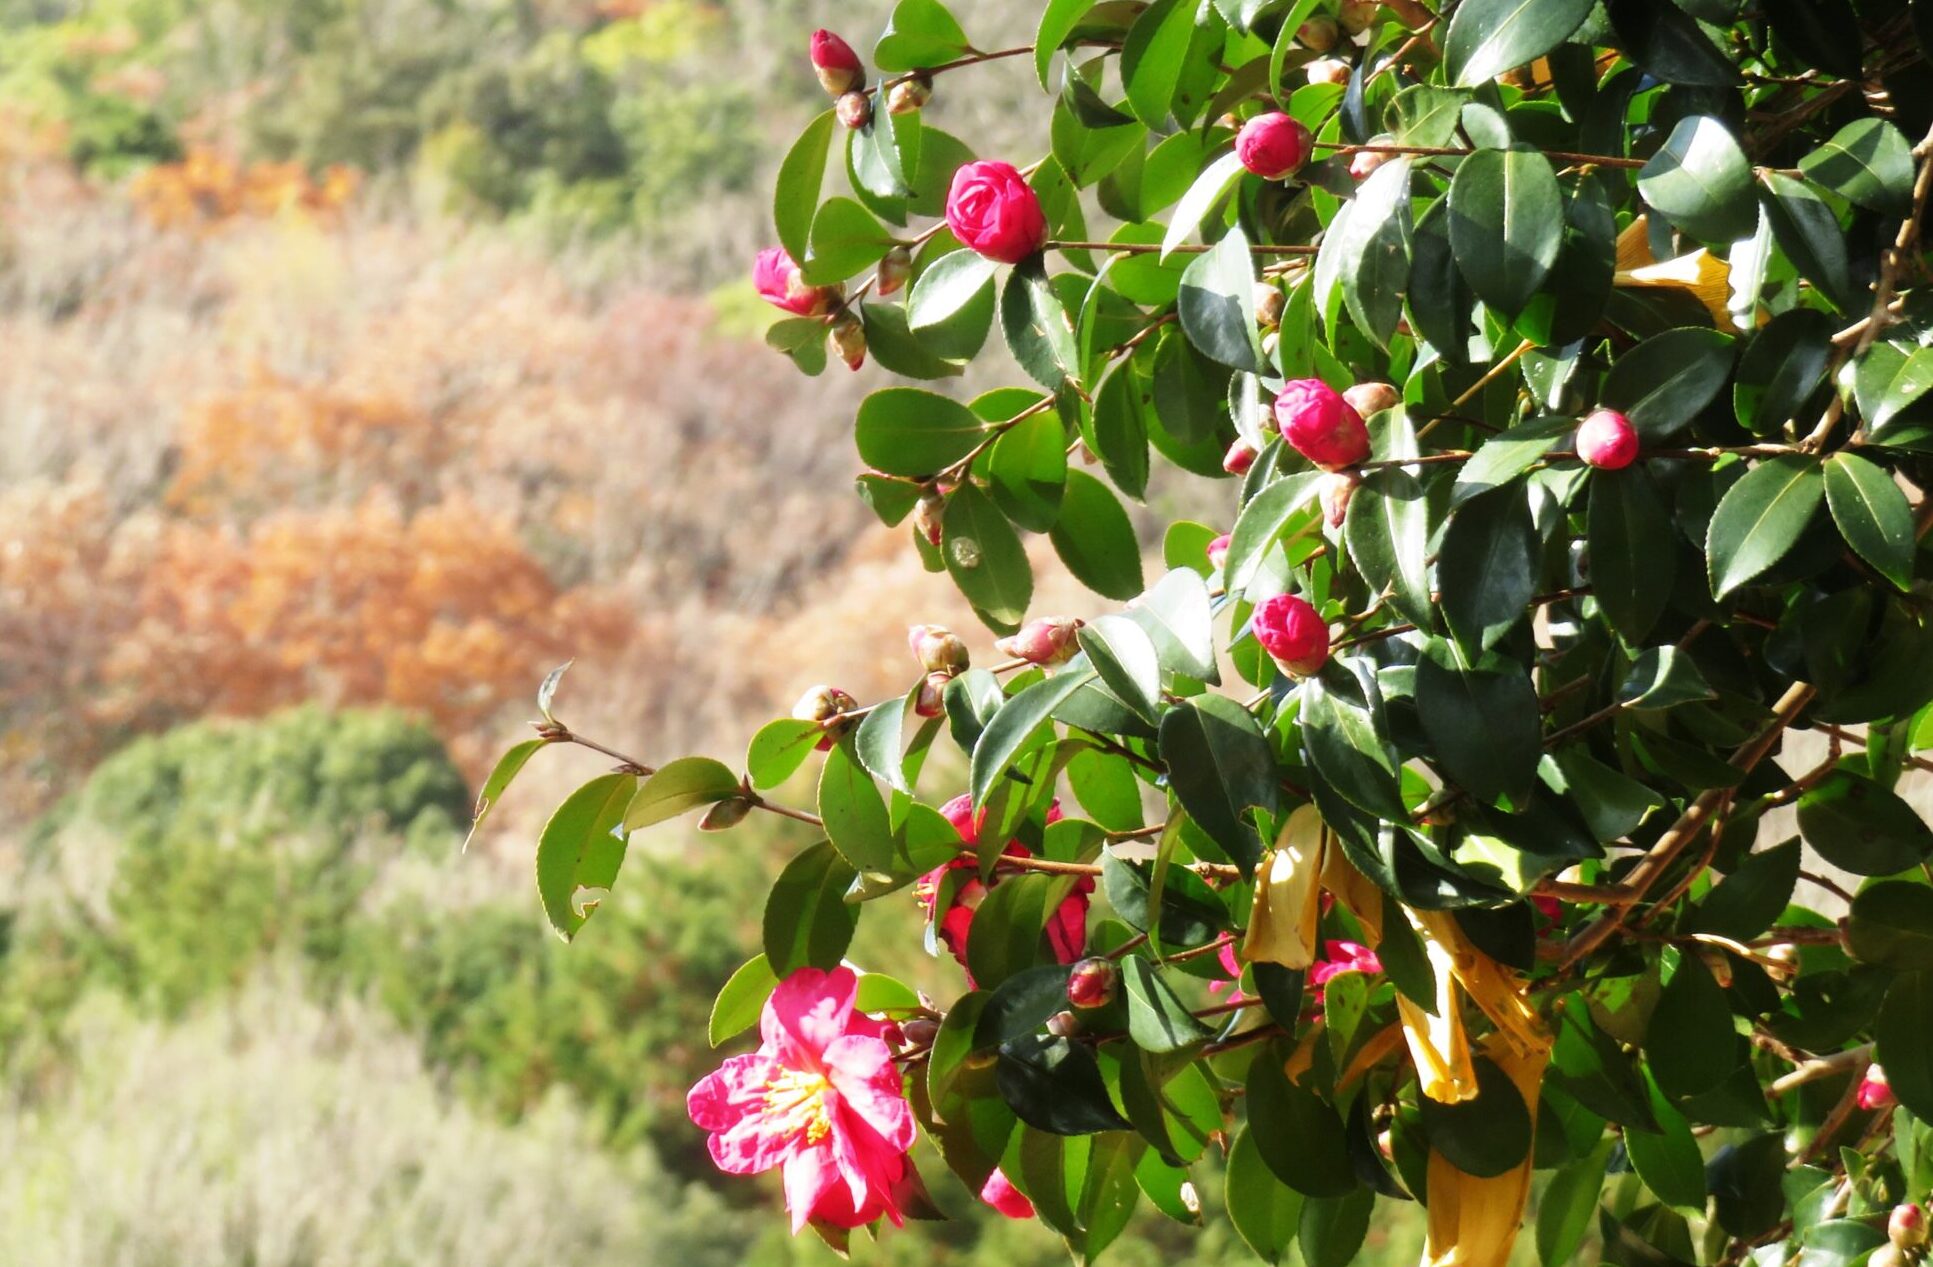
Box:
1206;533;1232;571
687;967;916;1233
1252;594;1329;676
980;1167;1036;1219
1859;1064;1897;1111
1309;940;1383;1001
1274;379;1370;470
811;30;864;96
1577;408;1639;470
1236;113;1313;180
945;161;1048;264
755;247;836;317
1207;941;1246;999
916;796;1088;978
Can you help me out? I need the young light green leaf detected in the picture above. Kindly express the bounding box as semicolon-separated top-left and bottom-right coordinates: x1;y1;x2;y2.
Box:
624;756;741;831
536;771;638;941
709;953;779;1046
466;738;546;852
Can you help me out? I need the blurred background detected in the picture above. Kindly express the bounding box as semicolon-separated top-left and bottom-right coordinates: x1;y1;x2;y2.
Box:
0;1;1338;1263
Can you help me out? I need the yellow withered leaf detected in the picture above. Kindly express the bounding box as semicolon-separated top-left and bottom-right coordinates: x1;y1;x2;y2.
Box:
1396;914;1478;1104
1243;804;1326;969
1613;214;1742;329
1421;1031;1554;1267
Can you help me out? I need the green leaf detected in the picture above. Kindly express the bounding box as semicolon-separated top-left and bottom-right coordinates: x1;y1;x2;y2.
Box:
1848;881;1933;970
1159;693;1280;875
1639;115;1756;244
1418;1056;1532;1177
1162;150;1246;259
1443;0;1594;87
1763;0;1864;78
988;407;1068;533
1879;972;1933;1123
1588;465;1675;645
1800;118;1915;216
536;772;638;941
1709;1133;1786;1238
1735;308;1833;435
1345;468;1434;626
624;756;739;830
1760;172;1856;311
1685;838;1801;941
775;110;836;262
1856;343;1933;433
1051;469;1145;601
1416;637;1541;805
1227;1128;1305;1264
1119;0;1196;128
1036;0;1095;88
1226;471;1321;594
1439;486;1540;654
1454;416;1572;507
1537;1137;1616;1267
1299;1189;1373;1267
1826;451;1916;590
856;387;987;476
971;669;1097;807
1798;768;1933;875
709;953;779;1046
1002;256;1080;389
1604;0;1740;86
1387;83;1470;148
1645;952;1736;1097
819;741;895;872
1247;1045;1356;1196
873;0;971;71
1301;673;1406;821
1121;956;1214;1052
1706;454;1826;598
747;718;823;791
1601;327;1736;440
1448;147;1562;317
1617;646;1716;711
763;840;860;975
537;660;572;724
909;248;1000;332
466;738;545;850
968;875;1072;987
997;1034;1134;1134
1079;615;1163;722
1178;224;1265;371
1331;158;1414;348
803;196;895;285
1624;1077;1706;1212
945;482;1034;632
1089;363;1151;498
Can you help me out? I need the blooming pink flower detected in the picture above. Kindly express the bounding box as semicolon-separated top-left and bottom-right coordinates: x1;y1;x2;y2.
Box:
754;247;835;317
1236;112;1313;180
1577;408;1639;470
1252;593;1329;676
1859;1064;1897;1111
687;967;916;1233
981;1168;1036;1219
945;161;1048;264
1206;533;1232;571
916;796;1088;978
1207;941;1247;999
1309;940;1383;1001
1275;379;1370;470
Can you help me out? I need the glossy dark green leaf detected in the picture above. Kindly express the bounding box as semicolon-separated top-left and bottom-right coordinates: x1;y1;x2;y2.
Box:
1797;767;1933;875
1588;464;1676;644
1408;198;1479;365
536;771;638;940
1439;486;1540;654
1604;0;1740;86
1639;115;1756;244
1225;470;1321;594
873;0;971;70
709;953;779;1047
1332;158;1414;346
1161;151;1246;257
1299;1188;1373;1267
1706;454;1825;598
1625;1077;1707;1212
945;482;1034;632
1121;956;1213;1052
1178;224;1265;372
1684;838;1801;941
1387;84;1470;148
1453;416;1572;507
1079;615;1163;722
1549;1005;1659;1132
1035;0;1096;88
763;840;860;974
1763;0;1863;77
1825;451;1916;590
1302;672;1407;821
1344;468;1434;626
1646;952;1736;1097
1449;147;1562;317
988;407;1068;533
1102;852;1225;946
1127;567;1219;682
1709;1133;1787;1238
803;196;896;284
1119;0;1195;128
1856;342;1933;433
996;1034;1134;1134
1419;1056;1533;1177
1537;1137;1616;1267
1089;363;1151;499
1442;0;1595;86
1617;646;1716;710
1760;172;1856;312
1735;308;1833;435
968;875;1070;987
1003;255;1080;389
1415;637;1541;805
623;756;738;831
1878;972;1933;1123
1159;693;1278;875
855;387;988;476
970;669;1096;807
1051;469;1145;601
909;248;999;333
1601;327;1736;440
1800;118;1915;216
1227;1128;1305;1264
1248;1045;1356;1196
1848;881;1933;970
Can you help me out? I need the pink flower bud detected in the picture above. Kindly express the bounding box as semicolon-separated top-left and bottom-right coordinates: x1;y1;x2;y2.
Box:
1307;57;1352;86
791;684;857;750
914;492;945;546
829;309;866;371
835;89;872;130
1236;112;1314;180
1339;0;1380;34
1255;281;1286;328
1343;381;1401;418
875;245;912;296
1067;957;1118;1009
995;616;1083;667
1859;1064;1897;1111
811;30;864;97
915;671;948;718
887;73;932;115
1577;408;1639;470
1207;532;1232;571
1253;593;1330;676
945;160;1048;264
1891;1205;1928;1251
909;624;970;675
1349;141;1394;181
1319;470;1360;528
1223;436;1259;476
980;1168;1036;1220
1275;378;1370;470
1298;15;1341;51
753;247;837;317
1046;1009;1080;1037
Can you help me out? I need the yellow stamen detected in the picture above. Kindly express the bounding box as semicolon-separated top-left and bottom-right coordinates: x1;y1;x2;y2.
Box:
763;1068;834;1145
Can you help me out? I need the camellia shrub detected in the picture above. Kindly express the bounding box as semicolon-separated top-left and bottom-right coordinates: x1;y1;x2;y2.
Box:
480;0;1933;1263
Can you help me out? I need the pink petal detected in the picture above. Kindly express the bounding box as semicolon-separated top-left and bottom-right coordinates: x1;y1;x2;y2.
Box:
783;1141;844;1234
687;1054;782;1131
762;966;859;1061
981;1168;1036;1219
824;1035;916;1151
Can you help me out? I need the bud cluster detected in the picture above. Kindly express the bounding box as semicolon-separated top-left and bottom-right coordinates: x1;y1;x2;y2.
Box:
909;624;970;717
791;683;857;751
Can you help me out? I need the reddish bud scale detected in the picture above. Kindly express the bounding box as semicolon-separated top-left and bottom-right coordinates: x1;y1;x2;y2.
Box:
995;616;1082;667
908;624;970;675
1892;1205;1929;1251
1067;957;1118;1009
829;310;866;371
1307;57;1352;86
835;90;872;130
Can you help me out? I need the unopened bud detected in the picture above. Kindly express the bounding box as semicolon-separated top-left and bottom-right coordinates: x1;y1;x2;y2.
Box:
1067;957;1119;1008
1307;57;1352;86
1319;470;1360;529
914;671;948;718
1765;943;1800;972
909;624;971;675
1893;1205;1928;1251
1338;0;1380;34
1298;15;1340;51
792;684;858;750
1046;1009;1080;1038
1206;532;1232;571
699;797;754;831
1343;381;1401;418
876;245;912;296
835;90;872;130
1860;1064;1898;1111
1255;282;1286;328
1223;437;1259;476
830;309;866;371
996;616;1083;667
1874;1245;1909;1267
811;29;865;98
887;73;932;115
1349;138;1394;181
1261;329;1280;359
914;493;945;546
900;1018;940;1049
1693;946;1734;988
1180;1181;1202;1216
1377;1128;1395;1161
